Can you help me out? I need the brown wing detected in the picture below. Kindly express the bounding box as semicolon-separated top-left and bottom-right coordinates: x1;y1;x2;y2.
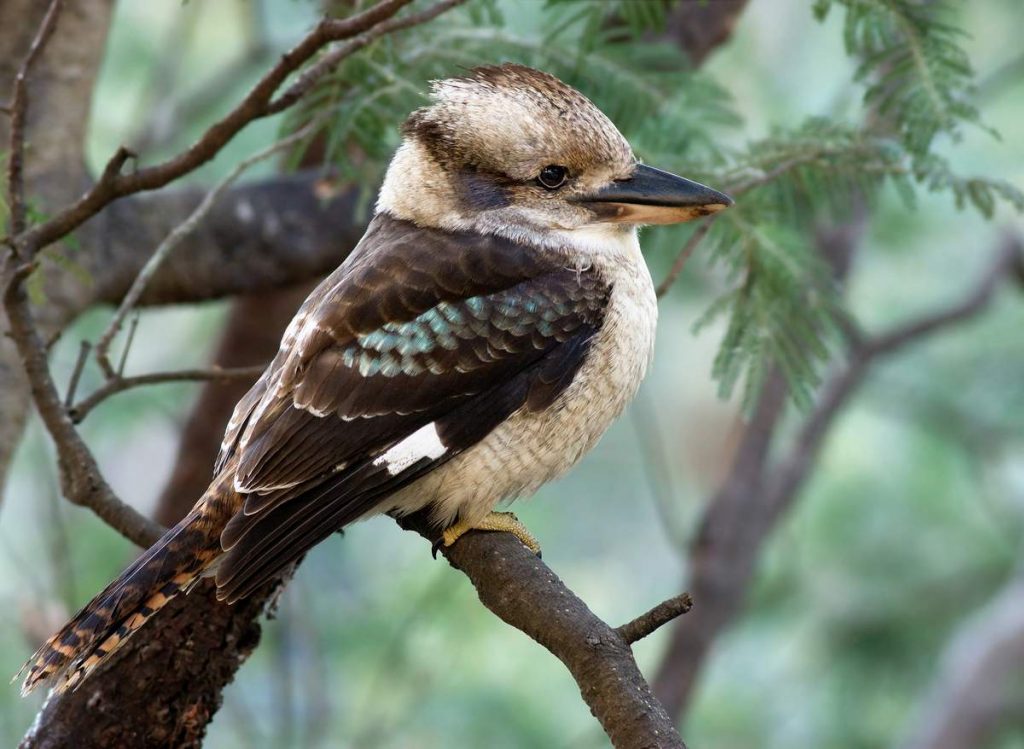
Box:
211;213;610;602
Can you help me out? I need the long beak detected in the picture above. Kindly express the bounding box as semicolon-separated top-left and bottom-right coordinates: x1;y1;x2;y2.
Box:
577;164;733;225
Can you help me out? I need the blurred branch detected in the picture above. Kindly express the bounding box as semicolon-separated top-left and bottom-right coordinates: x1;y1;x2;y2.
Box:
899;574;1024;749
397;512;690;749
665;0;751;66
87;172;365;309
127;2;270;154
653;229;1024;718
264;0;468;116
3;0;62;239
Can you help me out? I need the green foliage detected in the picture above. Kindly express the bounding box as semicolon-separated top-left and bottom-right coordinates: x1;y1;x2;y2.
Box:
283;0;1017;409
813;0;986;159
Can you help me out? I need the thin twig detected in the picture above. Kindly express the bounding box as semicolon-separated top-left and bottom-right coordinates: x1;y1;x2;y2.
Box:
94;117;325;378
656;217;717;298
616;593;693;645
655;151;864;299
4;0;63;240
265;0;468;115
64;341;91;408
70;364;267;424
116;311;139;377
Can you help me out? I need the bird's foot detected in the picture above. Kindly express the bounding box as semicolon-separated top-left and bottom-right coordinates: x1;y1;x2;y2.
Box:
437;511;541;556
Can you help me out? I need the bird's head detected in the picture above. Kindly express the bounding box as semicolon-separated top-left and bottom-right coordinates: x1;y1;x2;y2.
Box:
377;64;732;243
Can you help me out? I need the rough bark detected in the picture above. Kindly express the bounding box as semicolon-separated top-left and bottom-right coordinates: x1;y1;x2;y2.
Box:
20;582;270;749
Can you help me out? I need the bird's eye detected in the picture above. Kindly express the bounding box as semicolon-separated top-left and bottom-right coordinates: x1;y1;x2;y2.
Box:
537;165;569;190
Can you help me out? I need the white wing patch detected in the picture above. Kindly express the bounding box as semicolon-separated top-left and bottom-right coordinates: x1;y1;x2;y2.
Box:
374;423;447;475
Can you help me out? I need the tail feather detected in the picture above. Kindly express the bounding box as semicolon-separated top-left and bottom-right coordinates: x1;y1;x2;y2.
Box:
18;505;222;695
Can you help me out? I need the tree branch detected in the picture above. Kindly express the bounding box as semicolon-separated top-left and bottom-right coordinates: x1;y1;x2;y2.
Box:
2;0;162;549
16;0;462;256
397;513;689;749
264;0;468;115
3;273;164;548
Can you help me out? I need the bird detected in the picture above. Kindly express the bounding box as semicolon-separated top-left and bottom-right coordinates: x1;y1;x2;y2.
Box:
19;63;731;695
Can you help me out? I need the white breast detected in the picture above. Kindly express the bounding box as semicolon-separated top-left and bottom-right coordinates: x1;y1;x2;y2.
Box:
382;228;658;528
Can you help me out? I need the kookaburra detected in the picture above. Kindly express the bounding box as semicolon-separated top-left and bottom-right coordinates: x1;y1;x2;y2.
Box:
21;64;731;694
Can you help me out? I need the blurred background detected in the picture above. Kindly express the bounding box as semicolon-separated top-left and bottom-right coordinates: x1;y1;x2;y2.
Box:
1;1;1023;747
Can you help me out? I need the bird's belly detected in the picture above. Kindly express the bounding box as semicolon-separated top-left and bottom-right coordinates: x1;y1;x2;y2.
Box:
384;273;657;528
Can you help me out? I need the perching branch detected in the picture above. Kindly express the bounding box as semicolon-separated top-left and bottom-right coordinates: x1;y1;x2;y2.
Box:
398;512;690;749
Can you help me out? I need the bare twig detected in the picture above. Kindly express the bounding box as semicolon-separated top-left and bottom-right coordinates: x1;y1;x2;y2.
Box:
4;0;62;240
656;217;717;298
63;341;90;409
654;154;852;299
70;364;267;424
616;593;693;645
94;118;326;378
115;312;139;377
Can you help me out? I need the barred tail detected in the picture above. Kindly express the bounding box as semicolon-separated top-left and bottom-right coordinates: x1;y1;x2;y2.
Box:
18;498;228;696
